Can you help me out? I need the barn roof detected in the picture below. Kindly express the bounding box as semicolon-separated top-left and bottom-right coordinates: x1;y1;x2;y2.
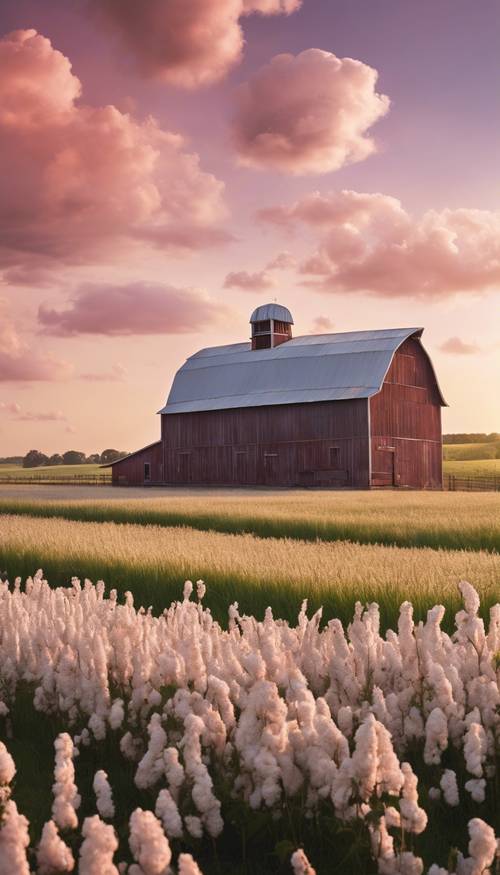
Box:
159;327;447;415
250;303;294;324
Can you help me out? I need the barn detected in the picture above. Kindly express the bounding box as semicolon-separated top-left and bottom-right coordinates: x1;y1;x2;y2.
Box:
107;304;446;489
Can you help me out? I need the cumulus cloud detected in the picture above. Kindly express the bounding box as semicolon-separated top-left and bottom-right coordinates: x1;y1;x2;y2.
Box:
440;337;480;355
311;316;334;333
0;29;229;278
91;0;302;88
232;49;390;174
259;189;500;298
92;0;243;88
0;401;66;421
224;270;276;291
38;283;227;336
266;251;297;270
0;299;72;382
79;363;128;382
242;0;302;13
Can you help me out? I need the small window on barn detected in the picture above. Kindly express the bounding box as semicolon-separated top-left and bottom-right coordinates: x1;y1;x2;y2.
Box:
144;462;151;482
329;447;340;469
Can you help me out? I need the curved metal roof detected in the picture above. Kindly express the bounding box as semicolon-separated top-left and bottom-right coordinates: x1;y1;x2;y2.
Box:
250;303;294;324
159;327;447;415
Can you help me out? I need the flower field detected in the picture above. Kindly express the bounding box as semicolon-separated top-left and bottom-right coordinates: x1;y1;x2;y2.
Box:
0;490;499;873
0;572;499;874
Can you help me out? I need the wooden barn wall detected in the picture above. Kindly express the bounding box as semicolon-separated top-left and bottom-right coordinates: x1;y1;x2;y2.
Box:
161;399;370;487
111;441;163;486
370;338;442;489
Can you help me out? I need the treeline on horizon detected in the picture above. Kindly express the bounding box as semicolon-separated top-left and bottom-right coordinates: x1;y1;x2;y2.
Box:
442;432;500;444
0;449;128;467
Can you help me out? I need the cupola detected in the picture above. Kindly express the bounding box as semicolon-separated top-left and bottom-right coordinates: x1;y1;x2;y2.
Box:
249;303;293;350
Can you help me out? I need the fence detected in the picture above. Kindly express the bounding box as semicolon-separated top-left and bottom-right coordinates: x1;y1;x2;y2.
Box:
0;474;112;486
444;474;500;492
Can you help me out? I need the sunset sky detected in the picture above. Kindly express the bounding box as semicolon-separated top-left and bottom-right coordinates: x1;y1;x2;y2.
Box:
0;0;499;457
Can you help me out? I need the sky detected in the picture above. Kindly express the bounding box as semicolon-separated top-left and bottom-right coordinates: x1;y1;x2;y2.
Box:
0;0;499;456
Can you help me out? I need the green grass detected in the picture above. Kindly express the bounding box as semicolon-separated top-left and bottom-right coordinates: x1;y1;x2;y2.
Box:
443;458;500;478
443;440;500;461
0;491;498;552
0;463;110;480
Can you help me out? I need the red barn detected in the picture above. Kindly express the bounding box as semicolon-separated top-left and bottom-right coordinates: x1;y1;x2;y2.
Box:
108;304;446;489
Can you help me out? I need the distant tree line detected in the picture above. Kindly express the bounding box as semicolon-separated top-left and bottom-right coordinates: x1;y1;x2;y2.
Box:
443;433;500;445
20;449;127;468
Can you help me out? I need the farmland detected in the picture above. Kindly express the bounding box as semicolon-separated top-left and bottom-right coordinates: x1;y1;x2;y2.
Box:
0;463;110;481
0;486;498;873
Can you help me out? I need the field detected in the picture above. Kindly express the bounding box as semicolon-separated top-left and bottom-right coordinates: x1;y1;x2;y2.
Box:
0;463;109;480
443;440;500;461
443;458;500;479
0;486;499;873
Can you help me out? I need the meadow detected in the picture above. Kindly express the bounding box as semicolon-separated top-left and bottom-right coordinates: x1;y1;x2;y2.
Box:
0;485;498;873
0;489;498;552
0;463;109;480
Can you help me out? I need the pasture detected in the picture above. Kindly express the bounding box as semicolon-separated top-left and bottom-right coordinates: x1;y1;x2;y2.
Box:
0;484;498;873
0;462;109;480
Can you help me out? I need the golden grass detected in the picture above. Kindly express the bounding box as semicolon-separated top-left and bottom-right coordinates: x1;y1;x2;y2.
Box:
1;512;499;616
0;489;498;552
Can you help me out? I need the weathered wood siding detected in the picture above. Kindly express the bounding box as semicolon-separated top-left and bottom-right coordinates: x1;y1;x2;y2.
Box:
370;338;442;488
110;441;163;486
161;399;370;487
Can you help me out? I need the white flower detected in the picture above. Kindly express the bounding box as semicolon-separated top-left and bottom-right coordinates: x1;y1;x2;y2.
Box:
93;770;115;820
291;848;316;874
52;733;81;830
78;815;119;875
37;819;75;873
129;808;171;875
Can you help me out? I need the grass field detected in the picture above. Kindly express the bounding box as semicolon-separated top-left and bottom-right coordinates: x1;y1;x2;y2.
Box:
0;462;110;479
0;489;498;552
443;440;500;461
442;458;500;478
0;510;499;632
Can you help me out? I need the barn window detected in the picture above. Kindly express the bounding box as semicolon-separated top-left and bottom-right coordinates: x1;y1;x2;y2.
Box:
252;320;271;334
329;447;340;469
144;462;151;481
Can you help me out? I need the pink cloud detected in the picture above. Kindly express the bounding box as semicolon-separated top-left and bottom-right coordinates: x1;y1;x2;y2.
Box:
92;0;244;88
79;363;129;382
259;190;500;298
242;0;302;13
91;0;302;89
14;409;67;422
311;316;334;333
39;282;228;336
224;270;276;291
0;298;72;383
266;251;297;270
0;401;21;414
0;29;228;279
232;49;390;174
440;337;480;355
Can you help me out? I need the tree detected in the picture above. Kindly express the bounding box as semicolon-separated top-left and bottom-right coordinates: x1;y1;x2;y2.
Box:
86;453;101;464
100;449;126;464
62;450;86;465
23;450;49;468
46;454;64;466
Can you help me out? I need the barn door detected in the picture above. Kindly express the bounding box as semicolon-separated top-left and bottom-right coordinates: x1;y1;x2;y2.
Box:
233;449;248;484
177;452;191;482
372;445;396;487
